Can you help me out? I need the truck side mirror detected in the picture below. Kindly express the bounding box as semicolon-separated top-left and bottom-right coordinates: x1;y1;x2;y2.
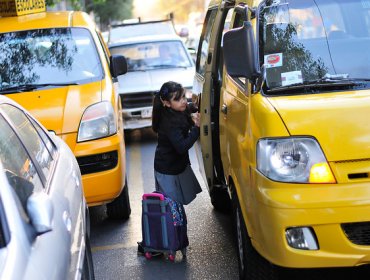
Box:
223;21;260;80
110;55;127;78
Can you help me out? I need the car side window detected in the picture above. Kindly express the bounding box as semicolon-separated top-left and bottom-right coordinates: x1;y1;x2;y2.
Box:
0;114;43;210
196;9;218;76
0;104;54;183
29;118;56;158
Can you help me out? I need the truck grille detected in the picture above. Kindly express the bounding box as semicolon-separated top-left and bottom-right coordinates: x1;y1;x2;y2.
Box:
76;151;118;175
120;92;154;109
341;222;370;245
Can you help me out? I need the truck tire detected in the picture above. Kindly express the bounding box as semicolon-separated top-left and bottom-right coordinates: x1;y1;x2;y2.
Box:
107;179;131;220
124;130;132;143
232;189;278;280
210;186;231;213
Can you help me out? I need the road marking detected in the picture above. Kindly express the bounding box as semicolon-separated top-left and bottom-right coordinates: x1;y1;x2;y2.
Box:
92;243;130;252
128;142;144;194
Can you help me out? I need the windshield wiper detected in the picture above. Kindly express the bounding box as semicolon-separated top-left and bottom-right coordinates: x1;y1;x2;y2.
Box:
129;68;147;72
268;77;369;94
0;82;80;94
150;64;188;69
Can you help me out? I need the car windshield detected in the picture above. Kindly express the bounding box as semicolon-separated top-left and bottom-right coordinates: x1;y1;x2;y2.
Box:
0;28;103;91
109;40;193;71
259;0;370;94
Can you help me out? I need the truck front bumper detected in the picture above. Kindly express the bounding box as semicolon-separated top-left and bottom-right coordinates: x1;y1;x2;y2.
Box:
122;107;152;130
242;169;370;268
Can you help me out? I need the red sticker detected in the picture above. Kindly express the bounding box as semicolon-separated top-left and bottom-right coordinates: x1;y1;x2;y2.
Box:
264;53;283;68
267;54;280;64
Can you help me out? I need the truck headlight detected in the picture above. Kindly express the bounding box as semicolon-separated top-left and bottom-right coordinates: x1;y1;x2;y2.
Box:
77;102;117;142
257;137;336;183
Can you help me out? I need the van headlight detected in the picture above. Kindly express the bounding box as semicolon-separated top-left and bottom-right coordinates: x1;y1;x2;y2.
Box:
77;102;117;142
257;137;336;183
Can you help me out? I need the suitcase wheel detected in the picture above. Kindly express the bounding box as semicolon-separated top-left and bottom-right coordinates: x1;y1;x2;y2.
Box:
145;252;152;260
168;254;175;262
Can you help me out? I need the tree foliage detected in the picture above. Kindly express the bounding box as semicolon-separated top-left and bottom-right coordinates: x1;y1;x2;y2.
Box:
46;0;84;10
45;0;133;29
87;0;133;29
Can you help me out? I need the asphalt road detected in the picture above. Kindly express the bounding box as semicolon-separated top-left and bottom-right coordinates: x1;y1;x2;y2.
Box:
89;128;370;280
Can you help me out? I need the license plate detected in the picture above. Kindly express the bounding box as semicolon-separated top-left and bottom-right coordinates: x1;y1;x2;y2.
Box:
141;108;152;118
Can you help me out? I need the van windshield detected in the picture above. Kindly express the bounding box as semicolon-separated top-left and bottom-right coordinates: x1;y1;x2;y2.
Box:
0;28;103;92
109;40;193;71
259;0;370;94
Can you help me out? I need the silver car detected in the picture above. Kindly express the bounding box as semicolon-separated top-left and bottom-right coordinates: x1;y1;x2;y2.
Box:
0;96;94;279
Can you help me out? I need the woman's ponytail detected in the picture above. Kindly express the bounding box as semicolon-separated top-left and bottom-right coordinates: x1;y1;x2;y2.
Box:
152;93;163;133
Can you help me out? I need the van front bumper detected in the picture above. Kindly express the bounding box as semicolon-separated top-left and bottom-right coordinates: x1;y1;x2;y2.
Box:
247;169;370;268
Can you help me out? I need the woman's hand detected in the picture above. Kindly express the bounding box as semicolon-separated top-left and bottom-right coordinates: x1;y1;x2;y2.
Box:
191;112;200;127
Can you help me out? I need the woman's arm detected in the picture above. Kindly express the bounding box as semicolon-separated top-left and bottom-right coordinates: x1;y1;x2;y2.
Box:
167;126;200;155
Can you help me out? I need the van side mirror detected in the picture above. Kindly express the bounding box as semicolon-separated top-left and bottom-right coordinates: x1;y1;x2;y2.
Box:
223;21;260;80
110;55;128;78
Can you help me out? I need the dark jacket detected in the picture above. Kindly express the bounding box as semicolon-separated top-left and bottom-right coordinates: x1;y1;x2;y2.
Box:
154;107;200;175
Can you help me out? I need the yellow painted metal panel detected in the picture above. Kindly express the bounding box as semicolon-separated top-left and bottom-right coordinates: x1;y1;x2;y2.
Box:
268;90;370;161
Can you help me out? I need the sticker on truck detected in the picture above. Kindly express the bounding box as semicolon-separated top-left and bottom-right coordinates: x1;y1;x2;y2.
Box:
281;70;303;86
264;53;283;68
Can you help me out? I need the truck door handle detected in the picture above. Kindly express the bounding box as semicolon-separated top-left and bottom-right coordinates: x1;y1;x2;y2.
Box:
221;104;228;115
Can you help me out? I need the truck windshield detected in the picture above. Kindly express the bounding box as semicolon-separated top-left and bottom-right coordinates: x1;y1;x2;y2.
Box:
259;0;370;94
109;40;193;71
0;28;103;92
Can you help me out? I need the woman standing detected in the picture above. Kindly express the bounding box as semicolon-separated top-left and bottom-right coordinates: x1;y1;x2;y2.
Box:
138;81;201;258
152;81;202;206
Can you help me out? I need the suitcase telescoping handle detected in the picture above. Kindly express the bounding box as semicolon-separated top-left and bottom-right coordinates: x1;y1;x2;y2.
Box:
142;192;165;201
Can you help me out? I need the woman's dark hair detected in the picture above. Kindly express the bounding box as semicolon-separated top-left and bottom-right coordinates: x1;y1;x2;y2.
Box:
152;81;185;132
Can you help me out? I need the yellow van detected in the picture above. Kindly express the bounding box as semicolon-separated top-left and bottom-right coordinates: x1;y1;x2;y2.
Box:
194;0;370;278
0;10;131;219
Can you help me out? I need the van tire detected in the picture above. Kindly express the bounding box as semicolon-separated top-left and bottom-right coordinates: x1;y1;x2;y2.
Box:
82;235;95;280
210;186;231;213
232;189;278;280
107;179;131;220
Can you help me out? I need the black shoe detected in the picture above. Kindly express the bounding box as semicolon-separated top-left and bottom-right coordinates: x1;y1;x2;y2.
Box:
137;242;144;254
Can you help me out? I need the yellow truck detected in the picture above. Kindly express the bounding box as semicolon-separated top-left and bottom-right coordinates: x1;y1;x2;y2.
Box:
0;4;131;220
194;0;370;278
